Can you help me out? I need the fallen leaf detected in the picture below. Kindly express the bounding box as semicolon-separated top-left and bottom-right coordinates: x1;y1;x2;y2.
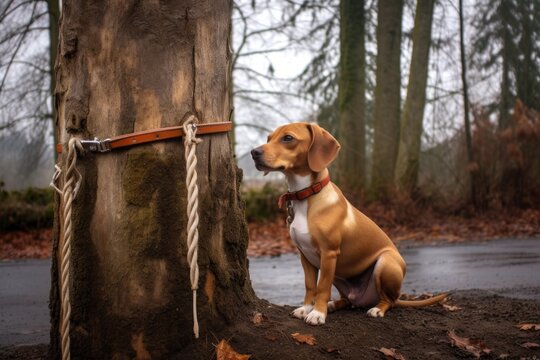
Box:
448;331;491;358
376;347;406;360
442;304;462;312
216;339;251;360
320;346;339;354
291;332;317;346
515;323;540;331
521;342;540;349
251;312;266;325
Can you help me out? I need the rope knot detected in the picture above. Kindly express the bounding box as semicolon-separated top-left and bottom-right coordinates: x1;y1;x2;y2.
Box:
183;116;203;145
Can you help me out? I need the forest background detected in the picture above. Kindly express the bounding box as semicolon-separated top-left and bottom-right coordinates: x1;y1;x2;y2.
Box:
1;0;539;258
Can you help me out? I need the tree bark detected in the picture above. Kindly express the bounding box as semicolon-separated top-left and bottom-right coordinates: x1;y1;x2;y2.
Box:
394;0;435;194
337;0;366;194
49;1;255;358
369;0;403;198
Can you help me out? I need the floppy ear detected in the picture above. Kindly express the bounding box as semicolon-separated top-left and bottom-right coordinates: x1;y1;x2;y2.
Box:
307;123;341;172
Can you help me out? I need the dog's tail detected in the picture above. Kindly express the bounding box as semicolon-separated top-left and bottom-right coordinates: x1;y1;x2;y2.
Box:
395;293;448;308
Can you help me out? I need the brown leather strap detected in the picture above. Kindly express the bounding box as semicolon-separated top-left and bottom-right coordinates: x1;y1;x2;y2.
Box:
56;121;232;154
278;175;331;209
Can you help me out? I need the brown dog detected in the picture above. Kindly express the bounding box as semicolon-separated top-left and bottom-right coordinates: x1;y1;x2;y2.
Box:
251;122;446;325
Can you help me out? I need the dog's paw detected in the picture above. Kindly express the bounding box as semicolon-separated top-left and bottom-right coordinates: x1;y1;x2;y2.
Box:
367;307;384;318
291;305;313;319
305;310;326;325
327;300;336;313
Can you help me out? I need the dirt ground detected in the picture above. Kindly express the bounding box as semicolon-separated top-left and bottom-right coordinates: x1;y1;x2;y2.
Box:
2;290;539;359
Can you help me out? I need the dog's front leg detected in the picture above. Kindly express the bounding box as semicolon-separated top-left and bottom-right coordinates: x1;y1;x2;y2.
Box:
305;250;338;325
291;252;318;320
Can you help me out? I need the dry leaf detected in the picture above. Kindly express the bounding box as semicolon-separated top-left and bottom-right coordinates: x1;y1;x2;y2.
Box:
291;332;317;346
251;312;266;325
448;331;491;358
376;347;406;360
442;304;461;312
515;323;540;331
322;347;339;354
521;342;540;349
216;339;251;360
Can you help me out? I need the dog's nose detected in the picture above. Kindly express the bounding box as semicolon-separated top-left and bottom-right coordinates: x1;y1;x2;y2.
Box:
251;147;263;159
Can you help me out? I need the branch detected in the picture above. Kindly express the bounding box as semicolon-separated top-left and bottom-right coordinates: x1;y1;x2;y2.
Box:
236;46;293;58
234;66;295;81
234;89;305;98
236;94;292;120
235;122;274;133
0;2;39;95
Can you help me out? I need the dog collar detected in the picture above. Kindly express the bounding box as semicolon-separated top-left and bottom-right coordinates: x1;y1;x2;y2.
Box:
278;175;331;209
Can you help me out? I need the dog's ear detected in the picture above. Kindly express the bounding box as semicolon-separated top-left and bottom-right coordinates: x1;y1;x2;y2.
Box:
307;123;341;172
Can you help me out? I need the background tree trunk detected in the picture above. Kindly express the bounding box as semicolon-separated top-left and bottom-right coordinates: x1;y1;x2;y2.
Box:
49;1;255;358
459;0;477;207
498;1;512;130
394;0;435;194
369;0;403;198
337;0;366;194
47;0;60;161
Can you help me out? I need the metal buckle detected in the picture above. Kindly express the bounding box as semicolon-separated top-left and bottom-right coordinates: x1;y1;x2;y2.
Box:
80;138;112;153
286;200;295;224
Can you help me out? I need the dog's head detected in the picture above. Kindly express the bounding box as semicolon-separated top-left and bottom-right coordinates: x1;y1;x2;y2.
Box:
251;122;340;175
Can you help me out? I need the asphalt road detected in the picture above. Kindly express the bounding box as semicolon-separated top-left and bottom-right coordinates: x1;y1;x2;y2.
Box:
1;238;539;346
250;238;540;304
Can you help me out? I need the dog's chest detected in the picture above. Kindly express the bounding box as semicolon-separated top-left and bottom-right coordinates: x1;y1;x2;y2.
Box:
289;201;320;268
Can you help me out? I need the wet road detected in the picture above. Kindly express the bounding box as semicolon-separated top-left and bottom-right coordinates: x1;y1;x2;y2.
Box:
1;238;539;346
249;238;540;305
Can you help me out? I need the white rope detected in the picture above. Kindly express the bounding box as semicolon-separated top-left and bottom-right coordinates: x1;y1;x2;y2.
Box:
183;115;202;339
51;138;83;360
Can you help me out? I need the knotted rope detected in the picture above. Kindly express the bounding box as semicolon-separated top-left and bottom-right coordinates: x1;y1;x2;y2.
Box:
183;116;202;338
50;138;84;360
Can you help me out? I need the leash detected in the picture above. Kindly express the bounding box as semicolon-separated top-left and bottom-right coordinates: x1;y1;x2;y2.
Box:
51;117;231;358
55;121;232;154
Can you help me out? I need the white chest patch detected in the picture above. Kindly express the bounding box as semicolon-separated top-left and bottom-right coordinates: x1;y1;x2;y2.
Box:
289;200;320;268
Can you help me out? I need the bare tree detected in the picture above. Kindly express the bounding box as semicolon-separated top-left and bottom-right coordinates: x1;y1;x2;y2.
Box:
394;0;436;194
370;0;403;198
337;0;366;193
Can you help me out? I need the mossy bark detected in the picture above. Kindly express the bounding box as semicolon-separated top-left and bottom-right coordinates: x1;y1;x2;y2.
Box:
337;0;366;195
49;1;255;358
394;0;435;194
370;0;403;199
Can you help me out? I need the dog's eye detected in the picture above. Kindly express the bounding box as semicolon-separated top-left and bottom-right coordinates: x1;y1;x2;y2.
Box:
282;135;294;143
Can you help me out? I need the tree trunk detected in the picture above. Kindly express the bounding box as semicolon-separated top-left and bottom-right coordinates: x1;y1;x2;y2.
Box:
369;0;403;199
459;0;476;207
498;1;512;130
394;0;435;194
337;0;366;194
49;1;255;358
47;0;60;161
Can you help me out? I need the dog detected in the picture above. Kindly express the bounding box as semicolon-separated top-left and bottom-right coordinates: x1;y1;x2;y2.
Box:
251;122;447;325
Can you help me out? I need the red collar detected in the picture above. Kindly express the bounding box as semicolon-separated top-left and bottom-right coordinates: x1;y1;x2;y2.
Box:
278;175;331;209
